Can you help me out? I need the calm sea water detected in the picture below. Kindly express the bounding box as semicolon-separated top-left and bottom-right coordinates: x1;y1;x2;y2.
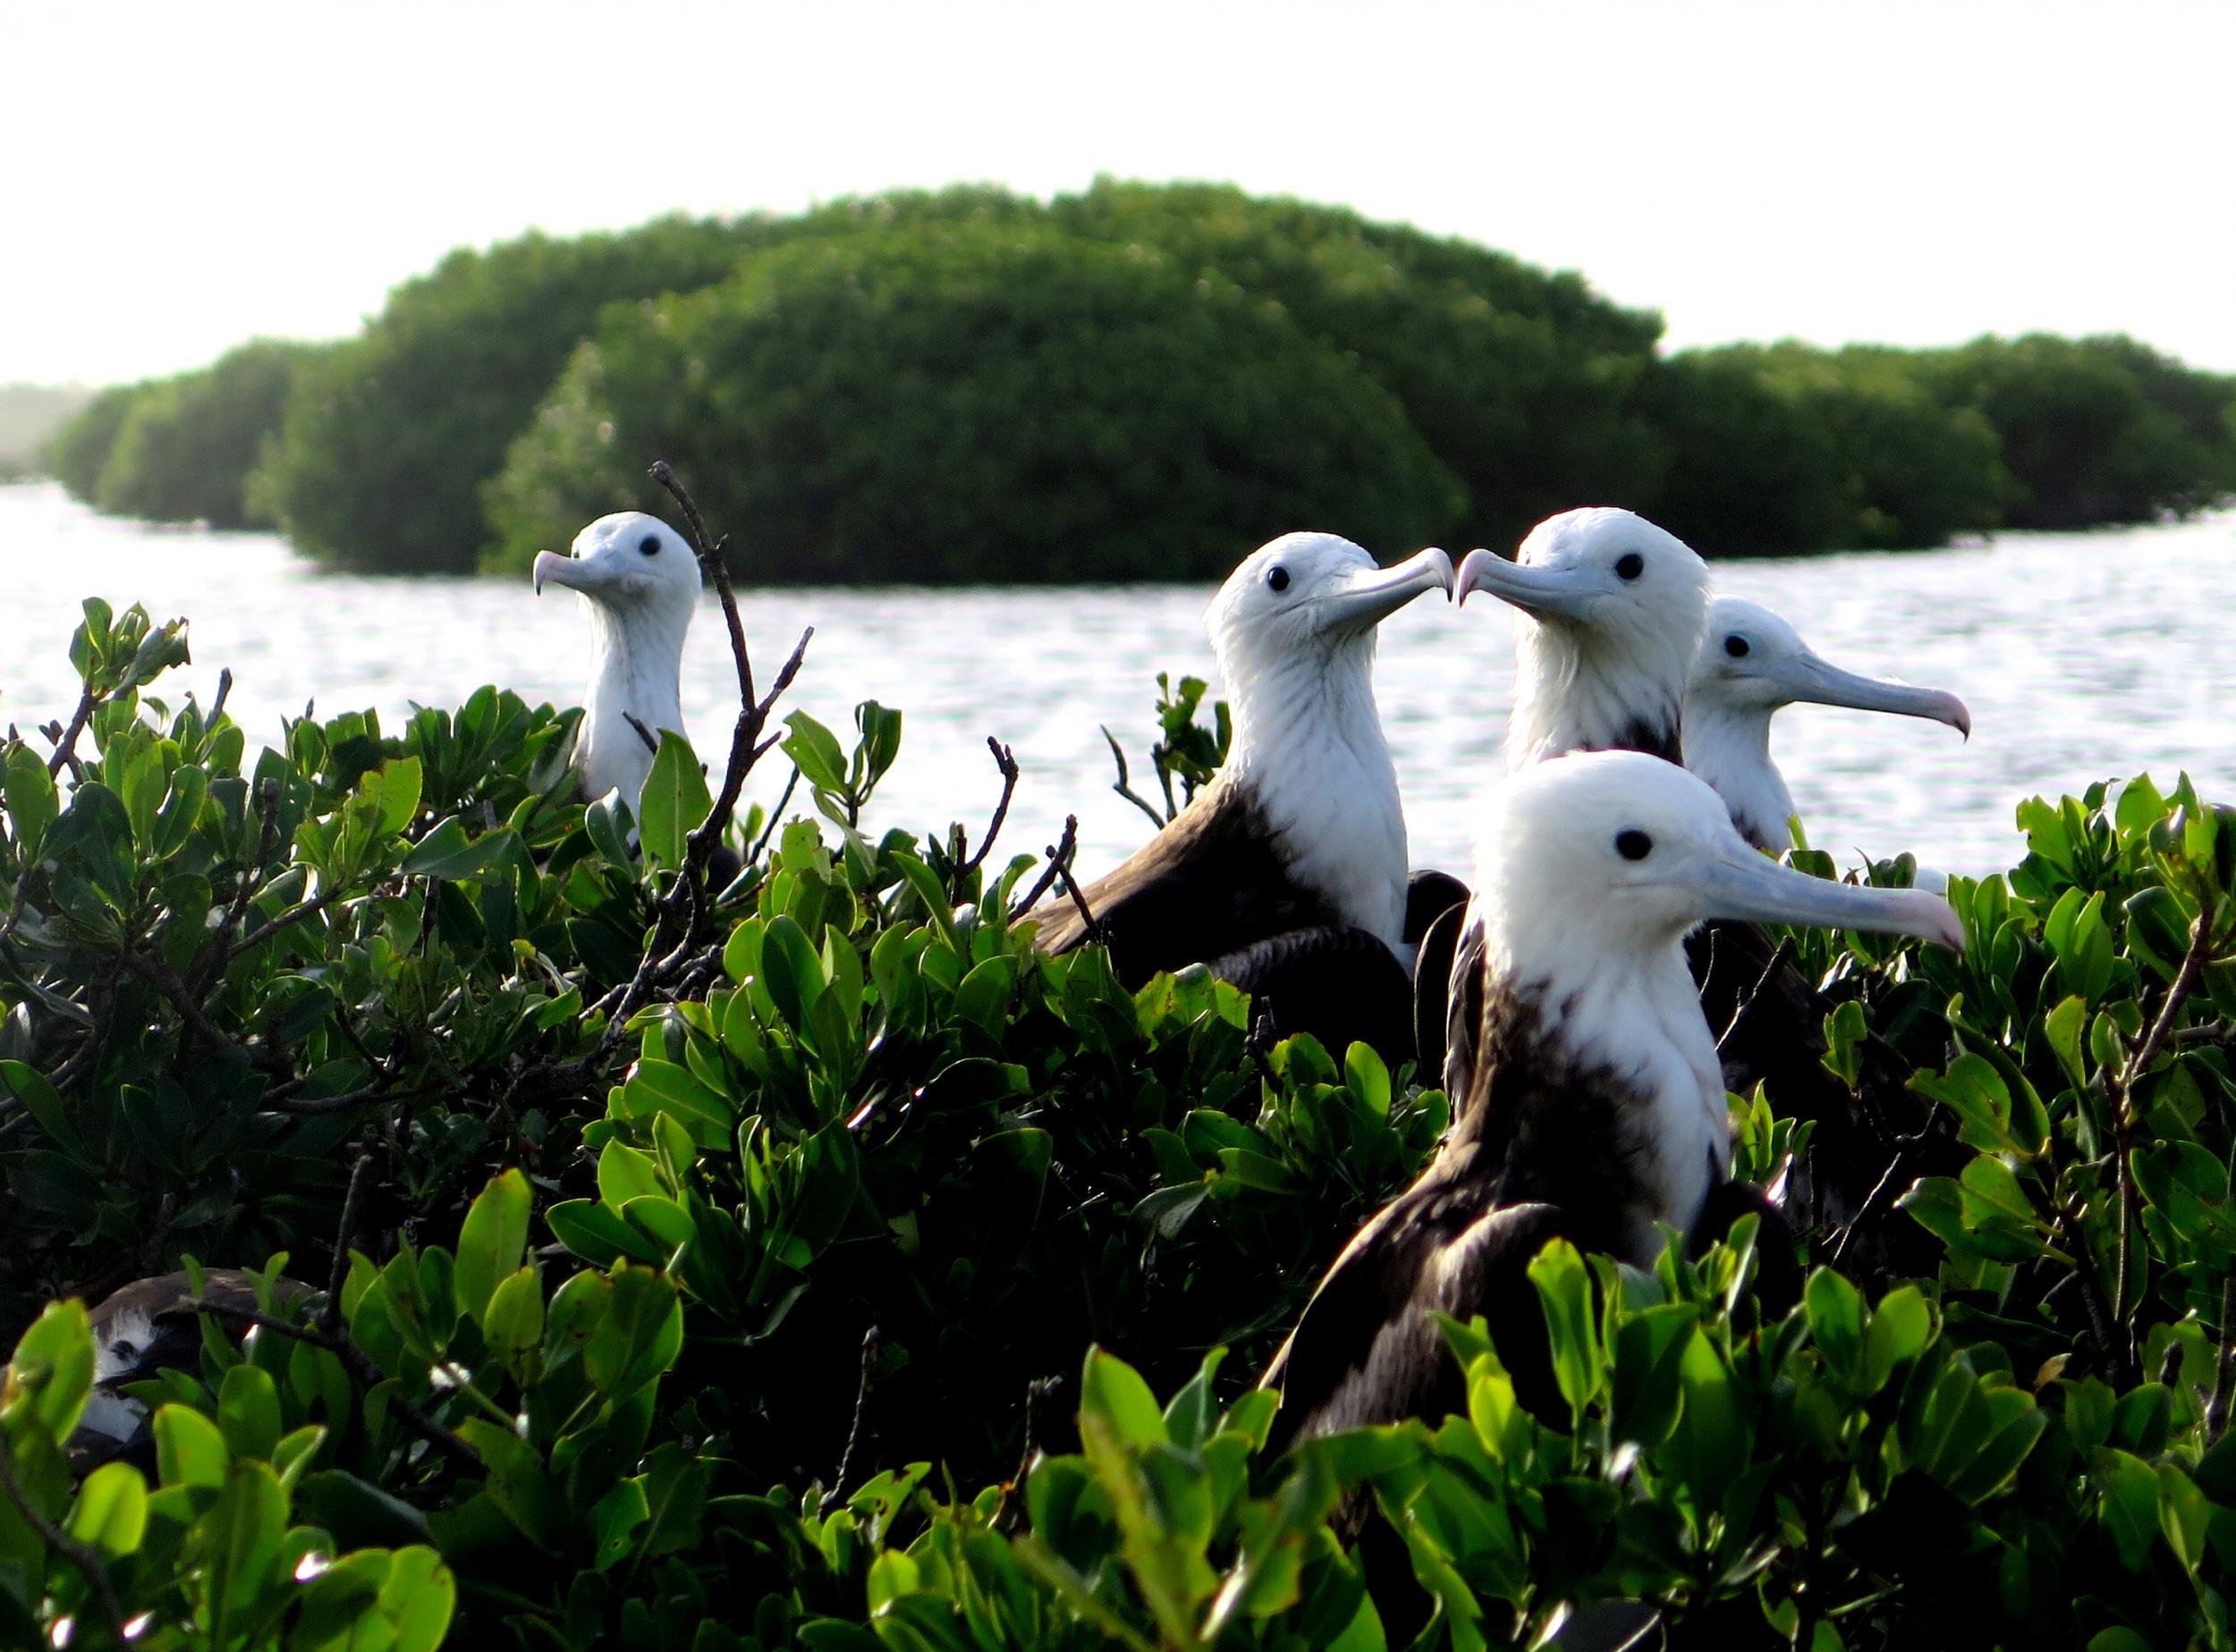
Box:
2;482;2228;879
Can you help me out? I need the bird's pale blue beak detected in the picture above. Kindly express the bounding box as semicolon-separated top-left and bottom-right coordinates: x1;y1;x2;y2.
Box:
1773;652;1972;739
1687;845;1966;951
1454;547;1601;620
1319;547;1455;632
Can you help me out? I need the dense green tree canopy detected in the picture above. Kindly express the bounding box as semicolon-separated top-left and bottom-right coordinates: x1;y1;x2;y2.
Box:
252;216;781;571
485;220;1468;582
89;340;320;529
32;184;2236;572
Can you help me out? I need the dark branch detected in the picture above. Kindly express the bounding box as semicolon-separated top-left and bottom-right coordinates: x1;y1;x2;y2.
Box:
2113;911;2213;1329
1100;726;1167;830
1007;815;1082;925
818;1326;884;1514
958;737;1021;887
623;712;660;757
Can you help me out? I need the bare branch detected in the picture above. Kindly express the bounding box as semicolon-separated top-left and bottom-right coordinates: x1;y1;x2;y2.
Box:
2113;911;2213;1330
1100;726;1167;830
1008;815;1082;925
955;737;1021;896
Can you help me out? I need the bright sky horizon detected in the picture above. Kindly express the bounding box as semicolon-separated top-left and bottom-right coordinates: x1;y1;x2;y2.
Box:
7;1;2235;387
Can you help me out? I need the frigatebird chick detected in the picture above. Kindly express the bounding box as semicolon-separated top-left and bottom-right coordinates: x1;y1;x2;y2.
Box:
532;512;703;817
1687;597;1972;851
534;512;747;890
1456;507;1711;770
44;1270;315;1471
1260;751;1961;1450
1030;534;1453;1056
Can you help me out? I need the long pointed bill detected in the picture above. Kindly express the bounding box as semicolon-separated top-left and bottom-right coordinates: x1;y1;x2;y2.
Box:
1454;546;1600;620
1779;654;1972;738
1688;847;1966;951
1317;546;1455;633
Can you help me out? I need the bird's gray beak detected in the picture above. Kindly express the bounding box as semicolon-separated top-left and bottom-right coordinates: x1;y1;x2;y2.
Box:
1319;547;1454;632
532;551;573;596
1776;653;1972;739
1454;547;1600;621
1688;845;1966;952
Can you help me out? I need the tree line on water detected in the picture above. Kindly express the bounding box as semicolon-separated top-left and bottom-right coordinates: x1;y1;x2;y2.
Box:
39;180;2236;579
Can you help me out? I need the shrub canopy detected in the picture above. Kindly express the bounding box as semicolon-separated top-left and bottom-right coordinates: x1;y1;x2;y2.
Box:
485;221;1468;582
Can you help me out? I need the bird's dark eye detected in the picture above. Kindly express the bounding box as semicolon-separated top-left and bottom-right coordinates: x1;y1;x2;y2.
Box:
1615;829;1653;861
1724;634;1749;658
639;534;661;556
1266;565;1290;592
1613;552;1644;580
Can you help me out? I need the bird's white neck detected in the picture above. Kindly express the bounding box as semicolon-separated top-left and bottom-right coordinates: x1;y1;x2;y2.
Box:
575;599;690;811
1224;645;1410;957
1682;699;1795;852
1479;906;1730;1263
1505;623;1687;771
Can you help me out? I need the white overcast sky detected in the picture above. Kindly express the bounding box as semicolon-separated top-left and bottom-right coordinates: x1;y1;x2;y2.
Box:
5;1;2233;386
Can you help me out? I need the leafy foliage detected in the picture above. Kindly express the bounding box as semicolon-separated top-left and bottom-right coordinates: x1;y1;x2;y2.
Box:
4;604;2234;1646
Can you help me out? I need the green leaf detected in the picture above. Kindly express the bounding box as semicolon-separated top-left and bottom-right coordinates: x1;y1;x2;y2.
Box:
0;1061;84;1158
1805;1267;1865;1386
781;712;849;796
454;1168;532;1328
201;1459;288;1647
65;1462;148;1556
4;744;58;859
639;731;713;869
400;817;517;881
216;1362;284;1461
4;1299;96;1443
1080;1346;1167;1449
458;1419;563;1549
1527;1239;1601;1423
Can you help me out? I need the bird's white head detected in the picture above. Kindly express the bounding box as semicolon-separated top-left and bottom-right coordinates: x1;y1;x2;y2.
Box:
1205;532;1451;759
1456;508;1708;771
1205;532;1453;679
1474;749;1966;978
1687;597;1972;849
1691;597;1971;732
532;512;702;623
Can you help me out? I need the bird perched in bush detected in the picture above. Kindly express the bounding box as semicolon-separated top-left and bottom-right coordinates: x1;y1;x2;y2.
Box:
1029;532;1453;1059
1259;751;1962;1447
51;1269;315;1471
532;512;704;818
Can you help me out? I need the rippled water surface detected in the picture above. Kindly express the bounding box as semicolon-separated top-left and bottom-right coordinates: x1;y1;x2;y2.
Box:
3;483;2229;878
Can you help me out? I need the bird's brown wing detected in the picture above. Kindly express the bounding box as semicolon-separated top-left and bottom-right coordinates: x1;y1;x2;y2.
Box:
1026;782;1342;986
1259;1153;1566;1456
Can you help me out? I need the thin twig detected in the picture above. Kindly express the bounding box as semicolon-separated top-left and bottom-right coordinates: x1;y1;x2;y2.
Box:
191;1300;482;1473
1007;816;1083;925
123;948;288;1078
2053;1193;2122;1368
1053;818;1103;938
1099;726;1168;830
961;738;1021;876
2113;912;2212;1326
0;1433;126;1643
45;688;96;780
1717;936;1794;1055
819;1326;884;1514
194;777;283;991
325;1138;377;1334
750;766;802;863
229;884;352;960
623;713;659;757
2206;1273;2235;1443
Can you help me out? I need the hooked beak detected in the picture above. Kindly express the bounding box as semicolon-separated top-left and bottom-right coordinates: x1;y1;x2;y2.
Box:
1774;653;1972;739
531;550;573;596
1454;547;1601;621
1684;845;1966;952
1317;546;1454;633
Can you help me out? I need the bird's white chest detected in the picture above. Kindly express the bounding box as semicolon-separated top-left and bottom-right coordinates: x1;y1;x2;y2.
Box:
575;614;686;813
1546;961;1731;1264
1683;709;1794;851
1241;719;1410;955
